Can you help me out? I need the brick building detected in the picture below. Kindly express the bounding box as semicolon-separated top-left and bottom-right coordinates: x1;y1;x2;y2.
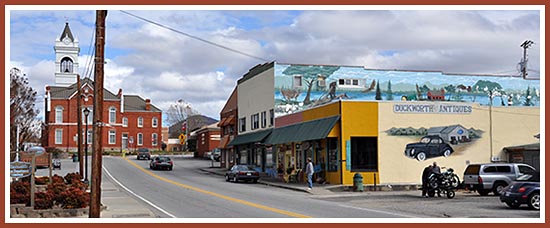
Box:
43;22;162;153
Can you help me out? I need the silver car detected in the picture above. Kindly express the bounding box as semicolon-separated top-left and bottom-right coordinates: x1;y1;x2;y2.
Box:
463;163;536;196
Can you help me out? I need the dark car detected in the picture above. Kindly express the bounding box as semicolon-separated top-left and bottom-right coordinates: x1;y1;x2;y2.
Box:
137;148;151;160
225;165;260;183
149;156;173;170
499;172;540;210
404;135;454;161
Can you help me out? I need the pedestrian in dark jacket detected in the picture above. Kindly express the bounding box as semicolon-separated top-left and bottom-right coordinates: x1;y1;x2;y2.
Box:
421;165;433;198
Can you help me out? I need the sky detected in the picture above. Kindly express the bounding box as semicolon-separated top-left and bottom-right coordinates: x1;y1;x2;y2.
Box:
7;6;543;127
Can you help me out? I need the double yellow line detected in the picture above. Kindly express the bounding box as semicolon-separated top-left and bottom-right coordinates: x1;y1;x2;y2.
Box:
124;157;311;218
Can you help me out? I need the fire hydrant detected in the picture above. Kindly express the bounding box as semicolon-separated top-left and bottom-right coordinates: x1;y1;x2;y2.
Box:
353;173;364;192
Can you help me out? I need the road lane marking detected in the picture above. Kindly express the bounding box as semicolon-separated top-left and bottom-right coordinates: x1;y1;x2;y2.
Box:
103;166;177;218
123;157;312;218
337;204;416;218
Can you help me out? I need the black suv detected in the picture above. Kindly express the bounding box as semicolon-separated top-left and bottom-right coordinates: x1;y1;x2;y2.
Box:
137;148;151;160
404;135;454;161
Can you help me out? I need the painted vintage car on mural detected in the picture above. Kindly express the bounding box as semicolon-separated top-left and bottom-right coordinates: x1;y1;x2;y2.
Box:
404;135;454;161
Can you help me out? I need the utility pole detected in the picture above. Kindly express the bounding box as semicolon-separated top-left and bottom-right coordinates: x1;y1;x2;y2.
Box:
77;75;83;176
90;10;107;218
520;40;534;79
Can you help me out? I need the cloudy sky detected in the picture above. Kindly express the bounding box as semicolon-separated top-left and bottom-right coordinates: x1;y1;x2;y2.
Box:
8;6;542;126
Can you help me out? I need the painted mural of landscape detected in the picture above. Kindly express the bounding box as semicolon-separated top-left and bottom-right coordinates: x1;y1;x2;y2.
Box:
273;63;540;117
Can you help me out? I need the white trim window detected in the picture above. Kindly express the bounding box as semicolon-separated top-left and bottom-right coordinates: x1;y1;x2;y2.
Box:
81;107;93;124
152;133;158;146
269;109;274;127
122;117;128;127
55;129;63;144
55;106;63;123
109;130;116;144
109;107;116;124
138;117;143;127
137;133;143;145
261;111;267;128
293;76;302;88
251;114;259;130
239;117;246;133
152;117;158;128
338;78;363;88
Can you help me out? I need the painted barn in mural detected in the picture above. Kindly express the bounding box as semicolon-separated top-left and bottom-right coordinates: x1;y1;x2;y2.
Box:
226;62;540;186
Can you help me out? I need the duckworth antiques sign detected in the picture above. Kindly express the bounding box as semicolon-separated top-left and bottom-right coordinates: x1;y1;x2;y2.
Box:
10;161;32;178
394;103;473;114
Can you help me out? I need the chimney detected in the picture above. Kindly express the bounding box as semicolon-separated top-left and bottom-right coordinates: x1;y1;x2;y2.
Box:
145;99;151;111
117;88;122;98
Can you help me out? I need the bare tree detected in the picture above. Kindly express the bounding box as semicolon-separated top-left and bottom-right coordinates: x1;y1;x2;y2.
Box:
10;67;41;151
165;99;200;127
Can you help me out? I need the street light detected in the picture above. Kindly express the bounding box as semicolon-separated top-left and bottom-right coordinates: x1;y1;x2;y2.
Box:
83;107;90;184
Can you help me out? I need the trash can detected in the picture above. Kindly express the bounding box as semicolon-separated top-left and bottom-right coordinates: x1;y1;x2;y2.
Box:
72;154;78;162
353;173;364;192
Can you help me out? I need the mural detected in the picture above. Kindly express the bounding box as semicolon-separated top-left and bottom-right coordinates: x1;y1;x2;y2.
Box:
274;63;541;117
386;124;483;161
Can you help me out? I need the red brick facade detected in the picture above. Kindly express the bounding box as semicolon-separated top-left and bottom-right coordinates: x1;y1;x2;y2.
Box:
195;124;221;158
45;83;162;152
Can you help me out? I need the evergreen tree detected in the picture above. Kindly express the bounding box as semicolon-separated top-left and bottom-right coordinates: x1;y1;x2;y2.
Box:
523;87;533;106
386;80;394;100
375;80;382;100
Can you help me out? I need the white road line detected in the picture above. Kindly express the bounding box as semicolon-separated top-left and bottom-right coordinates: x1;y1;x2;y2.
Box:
102;165;178;218
337;204;417;218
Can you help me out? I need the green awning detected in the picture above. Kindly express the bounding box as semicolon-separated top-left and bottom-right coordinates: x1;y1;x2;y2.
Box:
265;115;340;145
227;129;272;146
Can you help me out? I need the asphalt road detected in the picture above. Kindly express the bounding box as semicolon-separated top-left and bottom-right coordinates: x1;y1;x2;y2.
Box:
102;156;415;219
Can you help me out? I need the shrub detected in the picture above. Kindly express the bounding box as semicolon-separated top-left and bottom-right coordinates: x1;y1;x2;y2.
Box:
60;187;90;209
35;176;49;185
10;181;30;205
51;174;65;184
64;172;82;185
34;191;55;210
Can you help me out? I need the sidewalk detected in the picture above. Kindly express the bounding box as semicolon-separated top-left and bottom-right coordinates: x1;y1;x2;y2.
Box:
199;166;420;196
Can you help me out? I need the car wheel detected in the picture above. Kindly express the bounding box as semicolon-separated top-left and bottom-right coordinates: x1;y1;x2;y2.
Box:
416;152;426;161
443;149;452;157
233;176;238;183
477;189;490;196
505;202;521;209
169;166;173;171
428;190;435;197
492;182;507;196
252;179;258;184
225;175;230;182
528;192;540;210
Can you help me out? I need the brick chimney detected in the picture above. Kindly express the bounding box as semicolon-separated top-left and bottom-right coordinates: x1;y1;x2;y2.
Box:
117;88;122;98
145;99;151;111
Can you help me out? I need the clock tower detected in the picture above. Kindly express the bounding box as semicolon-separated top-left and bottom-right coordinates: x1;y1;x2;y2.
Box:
54;22;80;86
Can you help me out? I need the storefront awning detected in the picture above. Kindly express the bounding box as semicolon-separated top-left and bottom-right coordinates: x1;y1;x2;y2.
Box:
503;143;540;152
265;115;340;145
227;129;272;146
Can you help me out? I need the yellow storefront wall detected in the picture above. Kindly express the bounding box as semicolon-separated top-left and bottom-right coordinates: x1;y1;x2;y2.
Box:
377;102;540;185
340;101;379;185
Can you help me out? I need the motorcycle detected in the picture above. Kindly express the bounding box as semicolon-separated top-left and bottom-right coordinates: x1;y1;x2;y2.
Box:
427;167;460;199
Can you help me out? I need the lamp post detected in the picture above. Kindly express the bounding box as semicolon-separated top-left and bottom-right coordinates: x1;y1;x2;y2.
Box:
83;107;90;184
485;87;501;162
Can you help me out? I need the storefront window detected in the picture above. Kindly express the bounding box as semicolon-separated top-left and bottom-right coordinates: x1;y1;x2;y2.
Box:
266;146;273;167
240;149;247;164
350;137;378;171
327;138;338;172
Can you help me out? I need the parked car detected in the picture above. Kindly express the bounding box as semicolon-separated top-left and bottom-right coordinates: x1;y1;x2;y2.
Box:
137;148;151;160
404;135;454;161
211;148;221;161
499;172;540;210
52;159;61;170
463;163;536;196
149;156;173;170
225;165;260;183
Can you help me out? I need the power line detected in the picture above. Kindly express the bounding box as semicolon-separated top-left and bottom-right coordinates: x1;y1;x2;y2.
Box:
119;10;270;62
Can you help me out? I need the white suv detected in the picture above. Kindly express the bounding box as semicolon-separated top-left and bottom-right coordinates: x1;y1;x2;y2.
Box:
463;163;536;196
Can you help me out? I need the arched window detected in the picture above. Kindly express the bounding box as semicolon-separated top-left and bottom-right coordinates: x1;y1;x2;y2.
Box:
109;107;116;123
55;106;64;123
138;117;143;127
152;133;158;146
137;133;143;145
152;117;158;128
60;57;73;73
122;117;128;127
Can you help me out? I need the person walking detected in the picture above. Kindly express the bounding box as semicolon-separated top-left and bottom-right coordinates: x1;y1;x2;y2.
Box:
421;165;433;198
306;157;314;191
432;162;442;197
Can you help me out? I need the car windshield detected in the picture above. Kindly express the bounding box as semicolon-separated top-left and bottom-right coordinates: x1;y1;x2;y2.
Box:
138;148;149;153
156;157;171;162
517;172;540;182
236;166;252;171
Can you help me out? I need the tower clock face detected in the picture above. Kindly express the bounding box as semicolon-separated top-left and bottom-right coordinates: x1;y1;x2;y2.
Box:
63;37;71;44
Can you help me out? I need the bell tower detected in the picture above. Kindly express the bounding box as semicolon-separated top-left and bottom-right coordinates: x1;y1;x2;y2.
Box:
54;22;80;86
